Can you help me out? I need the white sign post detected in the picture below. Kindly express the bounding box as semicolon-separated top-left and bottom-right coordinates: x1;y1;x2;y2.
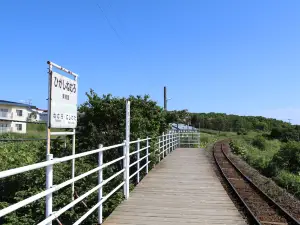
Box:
50;71;78;128
46;61;78;225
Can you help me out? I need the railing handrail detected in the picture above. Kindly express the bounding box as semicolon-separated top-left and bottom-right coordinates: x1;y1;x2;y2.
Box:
0;142;125;179
0;131;199;224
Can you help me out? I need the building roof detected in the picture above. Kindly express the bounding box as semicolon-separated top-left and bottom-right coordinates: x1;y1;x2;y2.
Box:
170;123;197;131
0;100;35;108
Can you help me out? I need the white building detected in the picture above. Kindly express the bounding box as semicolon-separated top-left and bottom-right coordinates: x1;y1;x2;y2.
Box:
0;100;48;134
28;108;48;123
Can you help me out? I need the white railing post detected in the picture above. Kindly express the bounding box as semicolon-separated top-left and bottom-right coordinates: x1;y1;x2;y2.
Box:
123;140;130;199
164;133;167;157
170;133;173;152
199;131;201;148
158;136;161;162
162;132;165;159
71;128;76;201
98;144;103;224
137;138;140;183
172;133;174;151
165;133;168;155
126;142;130;199
174;133;176;150
125;100;130;199
45;154;53;225
178;132;181;148
146;137;149;174
167;133;170;154
123;140;127;198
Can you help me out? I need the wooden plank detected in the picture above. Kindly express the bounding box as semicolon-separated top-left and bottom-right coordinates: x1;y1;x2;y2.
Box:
103;148;246;225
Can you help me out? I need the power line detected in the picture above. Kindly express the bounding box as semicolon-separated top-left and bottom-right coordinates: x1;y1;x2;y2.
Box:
96;3;123;44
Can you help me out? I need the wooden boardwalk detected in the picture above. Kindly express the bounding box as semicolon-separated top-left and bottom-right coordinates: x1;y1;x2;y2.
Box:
103;148;246;225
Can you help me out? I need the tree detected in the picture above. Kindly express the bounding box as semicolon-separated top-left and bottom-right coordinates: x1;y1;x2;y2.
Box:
1;90;170;225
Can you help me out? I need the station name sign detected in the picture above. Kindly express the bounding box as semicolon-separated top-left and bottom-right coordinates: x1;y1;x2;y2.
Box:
50;71;78;128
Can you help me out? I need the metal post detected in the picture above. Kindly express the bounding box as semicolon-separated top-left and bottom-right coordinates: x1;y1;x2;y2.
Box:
165;133;168;155
167;133;170;154
162;132;165;158
164;86;167;111
172;133;174;151
45;154;53;225
45;62;52;225
173;133;174;151
98;144;103;224
158;136;161;162
170;133;172;152
199;122;201;148
169;133;172;152
137;139;140;183
125;100;130;199
123;141;127;198
178;132;181;148
72;128;76;200
46;62;52;156
146;137;149;174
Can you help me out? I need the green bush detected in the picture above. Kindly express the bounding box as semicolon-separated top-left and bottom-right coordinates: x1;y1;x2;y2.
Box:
229;140;247;156
252;135;267;150
200;136;209;143
271;141;300;174
273;170;300;198
229;135;300;199
237;128;248;135
0;92;172;225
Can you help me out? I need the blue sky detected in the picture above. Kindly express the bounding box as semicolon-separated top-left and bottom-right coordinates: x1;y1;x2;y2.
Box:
1;1;300;123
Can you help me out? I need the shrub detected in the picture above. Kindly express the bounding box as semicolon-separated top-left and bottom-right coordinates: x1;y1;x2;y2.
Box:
237;128;248;135
229;140;247;156
200;136;209;143
273;170;300;198
252;135;267;150
271;141;300;174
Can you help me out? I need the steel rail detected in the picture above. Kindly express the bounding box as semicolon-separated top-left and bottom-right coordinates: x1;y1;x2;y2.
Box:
213;141;300;225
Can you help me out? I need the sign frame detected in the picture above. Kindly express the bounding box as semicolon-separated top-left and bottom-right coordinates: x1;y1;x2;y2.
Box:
49;71;78;129
45;61;79;224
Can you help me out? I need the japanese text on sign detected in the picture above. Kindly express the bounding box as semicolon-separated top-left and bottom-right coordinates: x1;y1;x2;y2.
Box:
50;71;78;128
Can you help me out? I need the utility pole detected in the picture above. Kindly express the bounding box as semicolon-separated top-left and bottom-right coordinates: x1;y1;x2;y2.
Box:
164;86;167;111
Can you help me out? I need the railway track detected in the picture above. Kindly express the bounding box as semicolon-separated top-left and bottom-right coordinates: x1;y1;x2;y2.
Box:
213;141;300;225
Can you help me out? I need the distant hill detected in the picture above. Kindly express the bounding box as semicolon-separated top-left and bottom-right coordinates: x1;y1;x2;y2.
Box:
190;112;291;133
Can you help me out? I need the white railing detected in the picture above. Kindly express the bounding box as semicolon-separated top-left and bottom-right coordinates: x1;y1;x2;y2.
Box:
177;132;200;148
0;133;180;225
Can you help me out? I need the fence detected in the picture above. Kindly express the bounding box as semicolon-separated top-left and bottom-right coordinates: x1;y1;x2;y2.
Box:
177;130;200;148
0;132;182;224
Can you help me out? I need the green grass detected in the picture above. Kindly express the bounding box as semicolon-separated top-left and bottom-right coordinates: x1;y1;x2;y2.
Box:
0;123;66;140
229;133;300;199
200;128;237;137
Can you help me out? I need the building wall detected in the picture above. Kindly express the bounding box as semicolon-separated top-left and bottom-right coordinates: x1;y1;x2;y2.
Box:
27;109;48;123
11;121;27;133
0;121;12;133
0;105;13;120
0;104;29;133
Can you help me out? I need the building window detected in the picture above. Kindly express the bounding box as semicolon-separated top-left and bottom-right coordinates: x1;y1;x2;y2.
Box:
16;110;23;117
16;124;22;131
0;108;9;117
